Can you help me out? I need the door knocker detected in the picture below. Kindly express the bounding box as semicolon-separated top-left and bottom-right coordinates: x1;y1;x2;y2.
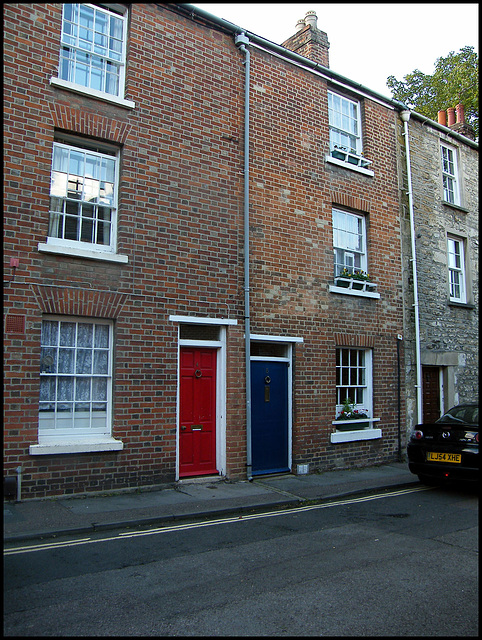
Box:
264;376;271;384
195;369;202;378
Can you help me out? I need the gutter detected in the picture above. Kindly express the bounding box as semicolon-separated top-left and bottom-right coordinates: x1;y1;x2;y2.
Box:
178;4;396;108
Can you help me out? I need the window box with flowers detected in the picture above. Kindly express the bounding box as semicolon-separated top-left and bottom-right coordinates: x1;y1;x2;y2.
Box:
334;397;370;431
334;268;377;293
329;146;373;169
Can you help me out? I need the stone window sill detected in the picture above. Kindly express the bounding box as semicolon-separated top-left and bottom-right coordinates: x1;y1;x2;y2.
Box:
50;77;136;109
442;200;469;213
29;438;124;455
329;284;380;299
325;155;374;177
38;242;128;264
330;424;382;443
448;300;475;309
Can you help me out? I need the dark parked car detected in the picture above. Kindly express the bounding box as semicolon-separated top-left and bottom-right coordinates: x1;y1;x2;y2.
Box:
407;404;479;484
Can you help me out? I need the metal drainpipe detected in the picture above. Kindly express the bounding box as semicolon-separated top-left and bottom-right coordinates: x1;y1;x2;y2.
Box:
400;110;423;425
16;465;22;502
235;32;253;480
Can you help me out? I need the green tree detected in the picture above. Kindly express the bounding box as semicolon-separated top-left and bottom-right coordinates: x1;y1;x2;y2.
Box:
387;46;478;139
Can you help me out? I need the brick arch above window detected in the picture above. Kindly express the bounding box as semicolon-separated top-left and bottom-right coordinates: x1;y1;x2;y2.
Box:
31;284;127;319
48;103;131;145
331;192;371;213
334;333;375;348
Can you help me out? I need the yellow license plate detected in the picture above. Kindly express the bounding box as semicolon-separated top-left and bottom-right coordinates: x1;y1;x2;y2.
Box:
427;452;461;463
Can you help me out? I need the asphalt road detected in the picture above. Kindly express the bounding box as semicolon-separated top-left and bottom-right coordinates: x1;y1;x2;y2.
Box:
4;484;478;636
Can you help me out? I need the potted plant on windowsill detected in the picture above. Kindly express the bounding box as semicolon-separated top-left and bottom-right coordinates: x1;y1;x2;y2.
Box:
331;145;348;161
330;147;372;168
335;397;369;431
347;152;359;165
335;268;377;292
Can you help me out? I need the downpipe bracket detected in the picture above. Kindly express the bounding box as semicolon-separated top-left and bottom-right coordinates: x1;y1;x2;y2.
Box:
235;32;250;49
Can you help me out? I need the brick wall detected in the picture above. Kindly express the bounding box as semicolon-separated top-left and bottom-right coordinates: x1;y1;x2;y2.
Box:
4;4;405;498
244;46;404;471
4;4;246;497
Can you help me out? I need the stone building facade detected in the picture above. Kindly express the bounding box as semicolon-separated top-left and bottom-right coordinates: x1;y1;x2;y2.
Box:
398;107;478;428
4;4;407;499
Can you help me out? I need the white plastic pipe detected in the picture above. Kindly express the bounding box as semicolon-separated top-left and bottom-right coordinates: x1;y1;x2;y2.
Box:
400;110;423;425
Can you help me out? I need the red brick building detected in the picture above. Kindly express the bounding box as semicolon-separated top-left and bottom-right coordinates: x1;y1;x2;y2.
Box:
4;4;406;498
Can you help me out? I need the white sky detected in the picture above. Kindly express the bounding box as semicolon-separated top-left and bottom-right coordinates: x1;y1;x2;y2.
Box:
192;3;479;98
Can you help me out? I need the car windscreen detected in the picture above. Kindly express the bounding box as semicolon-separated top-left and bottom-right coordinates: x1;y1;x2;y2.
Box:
436;406;478;425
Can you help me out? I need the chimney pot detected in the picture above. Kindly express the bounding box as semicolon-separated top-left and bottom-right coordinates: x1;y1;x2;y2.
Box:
437;110;447;126
447;107;456;126
282;9;329;67
455;103;465;124
295;18;305;32
304;10;317;28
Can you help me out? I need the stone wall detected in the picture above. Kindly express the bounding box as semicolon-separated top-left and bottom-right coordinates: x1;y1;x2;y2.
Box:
399;115;478;430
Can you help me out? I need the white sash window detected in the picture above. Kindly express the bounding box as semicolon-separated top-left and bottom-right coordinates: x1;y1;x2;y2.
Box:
48;141;118;253
59;3;127;98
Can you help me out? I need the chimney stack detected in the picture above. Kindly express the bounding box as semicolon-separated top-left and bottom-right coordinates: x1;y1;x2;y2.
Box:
282;10;330;68
437;104;475;141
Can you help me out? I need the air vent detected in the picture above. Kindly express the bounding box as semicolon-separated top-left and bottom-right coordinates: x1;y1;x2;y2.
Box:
6;315;25;333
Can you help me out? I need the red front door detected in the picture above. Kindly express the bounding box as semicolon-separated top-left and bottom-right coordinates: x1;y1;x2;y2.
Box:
179;347;217;477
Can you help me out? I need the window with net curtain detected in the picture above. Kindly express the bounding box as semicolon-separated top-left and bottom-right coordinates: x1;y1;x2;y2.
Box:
39;318;112;439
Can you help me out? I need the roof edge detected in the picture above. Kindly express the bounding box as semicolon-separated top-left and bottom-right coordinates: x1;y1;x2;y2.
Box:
178;4;396;106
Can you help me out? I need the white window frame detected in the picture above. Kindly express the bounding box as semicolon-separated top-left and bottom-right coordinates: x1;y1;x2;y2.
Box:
441;143;460;206
328;90;363;155
447;236;467;303
31;316;122;455
332;209;367;277
39;139;126;261
335;347;372;417
57;3;128;100
331;347;381;443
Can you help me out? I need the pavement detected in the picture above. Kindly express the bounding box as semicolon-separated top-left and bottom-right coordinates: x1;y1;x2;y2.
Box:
3;461;420;543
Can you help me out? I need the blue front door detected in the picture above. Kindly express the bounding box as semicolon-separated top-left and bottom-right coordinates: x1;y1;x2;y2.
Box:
251;360;289;475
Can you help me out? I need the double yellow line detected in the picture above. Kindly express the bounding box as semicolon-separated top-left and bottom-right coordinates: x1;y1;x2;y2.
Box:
4;485;431;556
